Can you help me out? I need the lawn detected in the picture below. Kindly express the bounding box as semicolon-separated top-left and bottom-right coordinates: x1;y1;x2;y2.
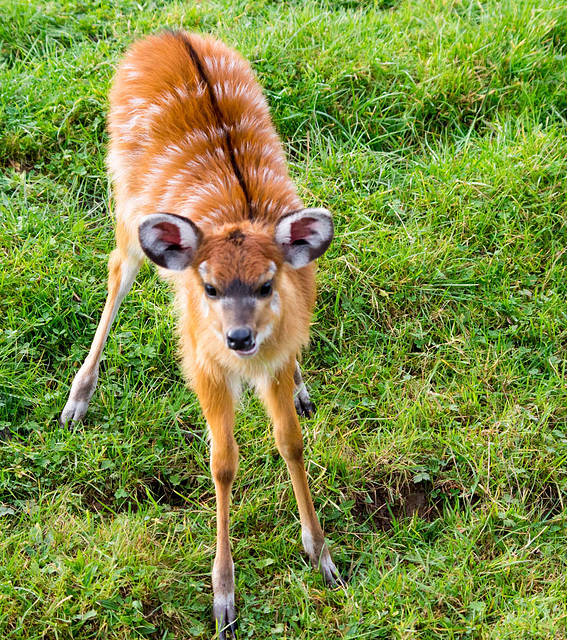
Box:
1;0;567;638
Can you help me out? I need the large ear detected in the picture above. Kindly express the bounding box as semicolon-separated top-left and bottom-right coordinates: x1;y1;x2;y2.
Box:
138;213;202;271
274;208;334;268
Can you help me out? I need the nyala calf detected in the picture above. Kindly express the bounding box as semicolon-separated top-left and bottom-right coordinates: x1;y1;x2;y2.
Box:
60;31;342;636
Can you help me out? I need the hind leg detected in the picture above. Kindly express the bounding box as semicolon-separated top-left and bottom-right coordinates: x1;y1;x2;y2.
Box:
293;361;316;418
60;243;143;426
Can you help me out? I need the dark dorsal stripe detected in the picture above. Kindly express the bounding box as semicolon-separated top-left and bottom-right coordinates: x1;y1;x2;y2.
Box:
177;32;254;220
228;229;245;245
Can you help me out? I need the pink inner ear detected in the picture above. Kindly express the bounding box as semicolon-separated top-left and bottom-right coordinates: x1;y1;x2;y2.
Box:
155;221;182;246
289;217;317;242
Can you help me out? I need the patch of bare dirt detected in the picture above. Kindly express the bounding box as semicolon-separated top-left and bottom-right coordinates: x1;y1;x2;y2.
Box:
84;473;207;514
352;476;479;530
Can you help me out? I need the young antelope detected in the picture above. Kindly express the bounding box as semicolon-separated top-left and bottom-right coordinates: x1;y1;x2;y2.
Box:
60;31;342;637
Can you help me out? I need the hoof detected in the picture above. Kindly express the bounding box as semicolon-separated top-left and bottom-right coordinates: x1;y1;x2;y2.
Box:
294;388;316;418
320;559;346;588
59;400;89;429
59;369;98;428
294;397;316;418
213;595;236;639
314;545;346;588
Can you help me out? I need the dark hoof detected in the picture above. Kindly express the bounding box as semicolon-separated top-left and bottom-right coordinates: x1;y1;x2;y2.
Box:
317;547;346;588
294;396;316;418
213;599;236;639
323;565;346;588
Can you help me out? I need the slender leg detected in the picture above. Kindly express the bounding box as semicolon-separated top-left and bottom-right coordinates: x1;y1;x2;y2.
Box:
193;370;239;639
60;247;142;425
259;360;343;586
293;360;316;418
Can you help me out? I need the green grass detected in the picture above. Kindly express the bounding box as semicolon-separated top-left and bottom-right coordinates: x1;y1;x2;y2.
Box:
1;0;567;637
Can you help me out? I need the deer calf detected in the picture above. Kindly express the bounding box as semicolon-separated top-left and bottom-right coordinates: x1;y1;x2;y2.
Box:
60;31;342;636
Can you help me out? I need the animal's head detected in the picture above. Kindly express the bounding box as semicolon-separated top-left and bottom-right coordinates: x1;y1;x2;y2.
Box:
138;209;333;357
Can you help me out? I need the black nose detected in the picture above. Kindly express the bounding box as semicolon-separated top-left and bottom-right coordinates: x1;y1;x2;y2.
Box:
226;327;254;351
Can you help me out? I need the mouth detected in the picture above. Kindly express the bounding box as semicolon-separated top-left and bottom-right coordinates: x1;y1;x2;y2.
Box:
233;343;259;357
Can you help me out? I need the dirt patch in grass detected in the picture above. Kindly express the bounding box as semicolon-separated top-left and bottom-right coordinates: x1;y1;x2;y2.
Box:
329;0;400;10
532;483;565;519
133;475;199;507
352;481;436;529
352;476;480;530
142;598;173;640
84;473;208;514
1;155;38;175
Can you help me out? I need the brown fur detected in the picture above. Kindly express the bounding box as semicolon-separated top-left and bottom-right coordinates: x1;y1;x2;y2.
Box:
108;31;301;230
61;31;341;637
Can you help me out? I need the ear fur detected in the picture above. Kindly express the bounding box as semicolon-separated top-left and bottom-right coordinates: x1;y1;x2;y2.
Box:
139;213;202;271
274;208;334;268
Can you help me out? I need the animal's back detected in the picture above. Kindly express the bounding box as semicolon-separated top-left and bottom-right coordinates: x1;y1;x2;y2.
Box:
107;31;302;234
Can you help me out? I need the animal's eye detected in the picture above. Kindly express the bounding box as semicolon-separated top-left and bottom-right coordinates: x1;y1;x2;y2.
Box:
204;284;218;298
258;281;273;297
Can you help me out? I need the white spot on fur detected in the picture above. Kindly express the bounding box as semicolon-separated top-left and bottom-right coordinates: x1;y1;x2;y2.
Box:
255;323;273;347
205;125;225;141
213;81;250;102
301;527;317;559
196;81;206;97
184;129;210;148
129;97;147;108
232;113;270;135
165;172;189;192
146;102;165;119
198;208;228;226
159;90;175;107
175;85;189;101
204;54;246;75
200;293;210;318
269;291;280;315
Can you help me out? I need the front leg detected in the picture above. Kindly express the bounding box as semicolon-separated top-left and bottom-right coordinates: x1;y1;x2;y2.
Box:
259;360;343;586
193;370;239;638
60;248;142;426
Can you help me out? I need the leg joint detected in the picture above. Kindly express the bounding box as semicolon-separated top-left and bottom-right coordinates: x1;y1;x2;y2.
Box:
211;441;239;486
274;425;304;463
213;464;237;486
